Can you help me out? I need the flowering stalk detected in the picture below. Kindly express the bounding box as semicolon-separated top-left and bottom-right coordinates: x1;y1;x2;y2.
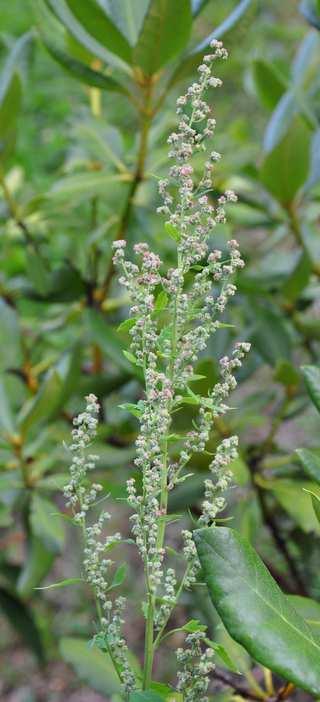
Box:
64;40;250;699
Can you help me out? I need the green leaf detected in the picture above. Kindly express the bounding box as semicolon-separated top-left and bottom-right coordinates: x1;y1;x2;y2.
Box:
305;128;320;191
251;59;286;110
155;291;168;312
288;595;320;639
260;117;311;205
117;317;137;333
182;619;207;633
301;364;320;412
256;477;320;533
0;586;45;662
36;577;83;590
282;252;311;302
0;378;15;434
108;563;127;590
64;0;132;63
0;74;21;164
296;448;320;484
274;360;300;388
49;172;131;203
164;222;180;242
17;537;55;599
300;0;320;30
18;371;63;435
25;249;51;296
130;693;165;702
60;637;121;695
41;38;127;92
30;494;65;554
263;91;296;153
193;0;253;54
0;299;22;372
44;0;129;72
251;306;292;365
303;488;320;524
194;526;320;695
86;309;140;376
102;0;150;46
119;402;142;418
204;638;240;674
192;0;210;16
133;0;192;75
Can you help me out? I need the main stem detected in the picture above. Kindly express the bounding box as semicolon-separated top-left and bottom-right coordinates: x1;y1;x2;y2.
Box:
142;254;182;689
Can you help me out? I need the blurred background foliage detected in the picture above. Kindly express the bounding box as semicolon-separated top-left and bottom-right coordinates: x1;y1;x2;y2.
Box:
1;0;320;699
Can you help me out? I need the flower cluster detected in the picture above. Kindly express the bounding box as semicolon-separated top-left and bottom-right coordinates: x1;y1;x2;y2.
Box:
64;395;135;694
176;632;215;702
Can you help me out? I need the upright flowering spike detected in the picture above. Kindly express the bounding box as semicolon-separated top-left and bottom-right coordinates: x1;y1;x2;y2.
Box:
65;39;250;696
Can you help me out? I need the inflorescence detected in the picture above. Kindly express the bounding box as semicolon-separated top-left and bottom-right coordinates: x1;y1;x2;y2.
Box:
64;39;250;700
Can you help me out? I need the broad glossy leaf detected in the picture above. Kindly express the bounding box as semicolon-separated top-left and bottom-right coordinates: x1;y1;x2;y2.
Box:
296;448;320;484
100;0;150;46
252;59;286;110
17;537;55;599
0;587;44;662
64;0;132;62
133;0;192;75
300;0;320;29
60;637;121;695
30;494;64;554
288;595;320;640
195;527;320;695
261;118;311;205
301;364;320;412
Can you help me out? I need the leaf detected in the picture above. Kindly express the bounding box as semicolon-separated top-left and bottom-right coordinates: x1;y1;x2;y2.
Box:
288;595;320;639
301;364;320;412
303;488;320;525
192;0;210;16
0;299;22;372
296;448;320;484
37;577;83;590
194;526;320;695
282;252;311;302
274;360;300;388
305;128;320;190
25;249;51;296
60;637;121;695
17;537;55;599
251;306;292;365
117;318;136;333
182;619;207;633
49;172;131;203
154;291;168;312
0;587;45;662
64;0;132;62
251;59;286;110
30;494;65;554
101;0;150;46
18;371;63;435
130;693;165;702
44;0;129;72
40;38;127;92
0;378;15;434
204;638;240;674
133;0;192;75
164;222;180;242
108;563;127;590
193;0;253;54
300;0;320;30
256;477;320;533
263;91;297;153
86;308;137;375
0;74;21;164
260;117;311;205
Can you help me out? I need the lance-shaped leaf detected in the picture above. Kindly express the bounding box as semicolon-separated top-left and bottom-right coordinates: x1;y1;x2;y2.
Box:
260;117;311;206
64;0;132;63
194;527;320;695
133;0;192;75
60;637;121;695
296;448;320;484
101;0;150;46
